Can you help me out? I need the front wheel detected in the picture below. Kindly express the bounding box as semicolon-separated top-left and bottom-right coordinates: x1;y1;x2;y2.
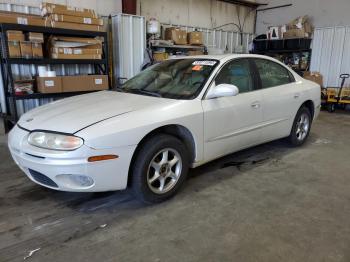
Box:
130;134;189;204
288;107;312;146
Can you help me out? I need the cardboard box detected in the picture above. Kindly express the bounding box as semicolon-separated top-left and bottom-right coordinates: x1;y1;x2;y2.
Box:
28;32;44;43
62;75;108;92
51;47;102;55
90;75;109;91
50;14;103;26
8;41;21;58
7;31;25;41
0;12;46;27
20;41;32;58
188;50;204;56
51;21;104;32
304;71;323;87
36;76;63;93
187;31;203;45
41;2;97;18
50;36;103;46
51;53;102;59
32;42;43;58
283;29;308;39
153;52;168;62
165;27;187;45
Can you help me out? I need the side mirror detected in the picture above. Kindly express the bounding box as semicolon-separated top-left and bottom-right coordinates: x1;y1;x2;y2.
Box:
206;84;239;99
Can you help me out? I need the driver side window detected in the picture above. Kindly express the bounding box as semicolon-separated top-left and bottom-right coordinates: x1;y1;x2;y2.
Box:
215;59;254;93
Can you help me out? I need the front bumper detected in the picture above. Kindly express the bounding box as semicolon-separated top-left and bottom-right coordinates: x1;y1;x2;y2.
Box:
8;125;136;192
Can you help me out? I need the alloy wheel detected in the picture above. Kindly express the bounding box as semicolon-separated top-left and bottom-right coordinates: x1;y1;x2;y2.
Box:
147;148;182;194
296;113;310;141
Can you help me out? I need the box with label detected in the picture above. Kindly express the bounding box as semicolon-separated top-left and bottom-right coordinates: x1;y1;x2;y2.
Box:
62;75;108;92
51;47;102;55
50;14;103;26
7;31;25;41
165;27;187;45
32;42;43;58
41;2;98;18
20;41;32;58
187;32;203;45
91;75;108;90
28;32;44;43
8;41;21;58
36;77;63;93
51;53;102;59
50;21;104;32
0;11;46;27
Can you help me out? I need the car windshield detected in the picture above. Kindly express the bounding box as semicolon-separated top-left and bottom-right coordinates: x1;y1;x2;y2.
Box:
119;59;219;99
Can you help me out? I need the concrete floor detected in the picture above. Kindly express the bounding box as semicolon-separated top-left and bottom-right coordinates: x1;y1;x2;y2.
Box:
1;111;350;262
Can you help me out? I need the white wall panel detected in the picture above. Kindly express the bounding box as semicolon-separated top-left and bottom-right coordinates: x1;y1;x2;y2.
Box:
138;0;256;34
112;14;146;84
311;26;350;88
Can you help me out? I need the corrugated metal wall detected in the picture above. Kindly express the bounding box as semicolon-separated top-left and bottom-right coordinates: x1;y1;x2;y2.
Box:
112;14;146;85
311;26;350;88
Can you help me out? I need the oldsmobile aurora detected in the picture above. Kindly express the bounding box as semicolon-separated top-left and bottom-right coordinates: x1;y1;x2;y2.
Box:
8;54;321;203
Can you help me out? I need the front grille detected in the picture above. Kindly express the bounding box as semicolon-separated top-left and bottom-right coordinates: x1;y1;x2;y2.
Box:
28;169;58;188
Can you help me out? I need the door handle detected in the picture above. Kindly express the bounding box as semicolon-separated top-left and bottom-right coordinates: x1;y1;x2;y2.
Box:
294;93;300;98
251;102;260;109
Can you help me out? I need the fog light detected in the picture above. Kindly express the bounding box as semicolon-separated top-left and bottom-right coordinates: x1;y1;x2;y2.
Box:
56;174;94;188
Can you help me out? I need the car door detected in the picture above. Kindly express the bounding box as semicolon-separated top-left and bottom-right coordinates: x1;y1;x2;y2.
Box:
202;58;263;162
252;58;300;142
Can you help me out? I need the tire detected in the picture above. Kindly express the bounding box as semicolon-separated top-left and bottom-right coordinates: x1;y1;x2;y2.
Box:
327;103;335;113
130;134;189;204
288;106;312;146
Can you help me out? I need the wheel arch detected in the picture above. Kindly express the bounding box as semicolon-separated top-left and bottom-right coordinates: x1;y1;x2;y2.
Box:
127;124;196;186
301;100;315;120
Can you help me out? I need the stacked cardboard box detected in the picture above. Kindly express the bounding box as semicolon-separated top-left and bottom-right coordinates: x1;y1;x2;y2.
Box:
7;31;44;58
165;27;187;45
36;75;108;93
7;31;24;58
187;32;203;45
0;11;47;27
303;72;323;87
41;2;104;32
283;16;313;39
49;36;103;59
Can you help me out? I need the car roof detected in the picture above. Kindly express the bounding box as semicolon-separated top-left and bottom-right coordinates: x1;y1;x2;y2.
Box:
174;53;279;62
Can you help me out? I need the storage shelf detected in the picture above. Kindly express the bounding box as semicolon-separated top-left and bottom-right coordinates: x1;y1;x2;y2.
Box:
152;44;205;50
6;58;108;65
1;23;106;37
10;90;100;100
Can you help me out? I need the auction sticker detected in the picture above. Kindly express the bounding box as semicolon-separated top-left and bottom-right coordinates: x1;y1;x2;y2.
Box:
192;60;217;66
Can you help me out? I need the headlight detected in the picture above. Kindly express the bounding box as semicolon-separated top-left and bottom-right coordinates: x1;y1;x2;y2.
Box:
28;132;83;151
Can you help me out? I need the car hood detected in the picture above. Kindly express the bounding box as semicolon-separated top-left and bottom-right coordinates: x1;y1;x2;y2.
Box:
18;91;174;134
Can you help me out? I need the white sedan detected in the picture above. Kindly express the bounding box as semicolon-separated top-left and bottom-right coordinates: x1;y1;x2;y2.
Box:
8;54;321;203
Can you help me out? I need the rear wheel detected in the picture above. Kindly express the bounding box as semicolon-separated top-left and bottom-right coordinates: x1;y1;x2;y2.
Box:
130;134;189;204
327;103;336;113
288;107;312;146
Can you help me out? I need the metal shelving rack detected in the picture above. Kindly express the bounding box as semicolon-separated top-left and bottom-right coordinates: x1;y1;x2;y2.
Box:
252;38;312;76
0;23;110;132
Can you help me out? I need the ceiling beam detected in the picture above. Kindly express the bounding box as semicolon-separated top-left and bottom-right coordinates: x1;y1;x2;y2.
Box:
218;0;267;8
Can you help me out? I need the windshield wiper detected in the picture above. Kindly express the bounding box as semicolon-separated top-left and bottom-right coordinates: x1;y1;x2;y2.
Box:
129;89;162;97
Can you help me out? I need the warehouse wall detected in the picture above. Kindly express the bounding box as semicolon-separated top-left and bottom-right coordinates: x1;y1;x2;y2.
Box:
1;0;122;16
256;0;350;35
137;0;257;33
